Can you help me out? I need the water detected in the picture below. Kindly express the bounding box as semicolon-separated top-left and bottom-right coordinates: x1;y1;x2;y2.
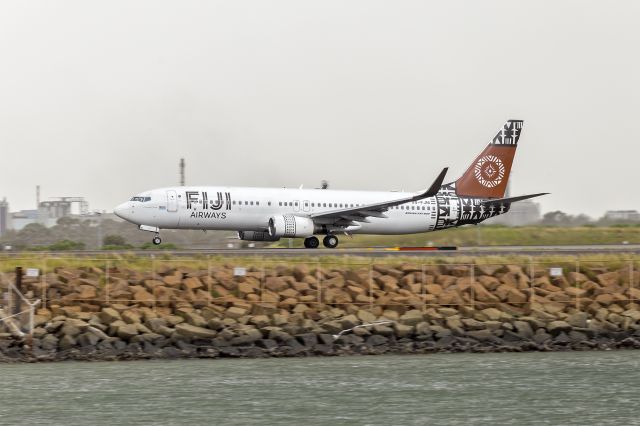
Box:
1;351;639;425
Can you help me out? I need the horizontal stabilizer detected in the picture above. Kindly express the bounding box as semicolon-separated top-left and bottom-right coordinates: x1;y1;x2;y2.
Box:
481;192;549;206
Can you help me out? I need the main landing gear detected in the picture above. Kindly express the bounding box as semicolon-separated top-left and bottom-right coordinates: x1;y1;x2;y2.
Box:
304;236;320;249
323;234;339;249
303;235;339;249
152;234;162;245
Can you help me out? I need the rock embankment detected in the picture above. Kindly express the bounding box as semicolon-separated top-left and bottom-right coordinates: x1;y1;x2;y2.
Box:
1;261;639;362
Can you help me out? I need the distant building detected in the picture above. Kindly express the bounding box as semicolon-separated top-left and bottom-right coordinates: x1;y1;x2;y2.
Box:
0;198;9;236
4;195;91;231
604;210;640;222
10;209;40;231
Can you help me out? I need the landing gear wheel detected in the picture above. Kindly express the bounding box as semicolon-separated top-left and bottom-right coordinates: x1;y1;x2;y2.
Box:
304;236;320;249
152;236;162;245
323;235;339;249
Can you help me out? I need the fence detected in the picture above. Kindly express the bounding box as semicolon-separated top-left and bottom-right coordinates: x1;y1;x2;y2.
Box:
0;255;638;330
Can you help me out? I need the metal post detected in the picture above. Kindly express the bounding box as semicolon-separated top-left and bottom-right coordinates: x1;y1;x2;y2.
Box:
421;264;426;312
528;256;535;308
105;260;110;305
41;256;47;310
316;262;322;306
575;259;580;311
29;304;34;340
208;255;212;307
13;267;22;317
470;264;475;310
630;259;634;308
368;263;373;311
260;263;265;303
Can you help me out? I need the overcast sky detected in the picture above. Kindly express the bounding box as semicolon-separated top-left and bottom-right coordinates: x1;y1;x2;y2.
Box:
1;1;638;218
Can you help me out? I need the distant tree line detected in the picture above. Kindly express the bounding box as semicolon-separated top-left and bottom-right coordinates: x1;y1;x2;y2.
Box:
0;217;237;250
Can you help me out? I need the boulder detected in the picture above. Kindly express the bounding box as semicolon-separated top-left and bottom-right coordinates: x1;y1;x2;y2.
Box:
58;335;77;350
225;307;248;319
77;332;101;347
61;319;89;337
458;318;483;331
567;312;588;328
399;310;424;326
596;272;619;287
547;321;572;336
481;308;503;321
99;308;121;324
133;289;154;307
122;310;142;325
41;334;59;351
366;335;388;347
117;324;139;340
393;323;413;338
175;323;217;340
339;315;359;330
466;329;496;342
357;310;377;323
513;321;534;339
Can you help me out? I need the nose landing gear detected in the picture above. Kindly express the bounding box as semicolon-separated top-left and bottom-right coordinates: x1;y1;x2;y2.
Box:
152;235;162;245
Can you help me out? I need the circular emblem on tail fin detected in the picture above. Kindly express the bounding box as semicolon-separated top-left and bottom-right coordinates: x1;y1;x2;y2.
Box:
474;155;505;188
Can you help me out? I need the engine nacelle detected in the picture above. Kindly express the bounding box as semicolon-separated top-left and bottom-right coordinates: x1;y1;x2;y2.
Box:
268;215;315;238
237;231;280;242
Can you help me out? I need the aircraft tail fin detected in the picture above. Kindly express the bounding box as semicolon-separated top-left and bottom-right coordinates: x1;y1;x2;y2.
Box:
455;120;523;198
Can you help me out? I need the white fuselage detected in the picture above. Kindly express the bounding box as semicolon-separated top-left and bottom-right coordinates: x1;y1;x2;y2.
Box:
114;186;467;235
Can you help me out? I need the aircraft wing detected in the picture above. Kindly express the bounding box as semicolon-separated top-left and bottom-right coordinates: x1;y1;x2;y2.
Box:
480;192;549;206
310;168;448;225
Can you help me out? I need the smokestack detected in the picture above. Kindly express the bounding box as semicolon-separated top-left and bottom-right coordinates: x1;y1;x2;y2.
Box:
36;185;40;208
180;158;185;186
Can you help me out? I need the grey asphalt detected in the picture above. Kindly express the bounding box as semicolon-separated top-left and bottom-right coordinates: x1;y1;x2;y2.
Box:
3;245;639;258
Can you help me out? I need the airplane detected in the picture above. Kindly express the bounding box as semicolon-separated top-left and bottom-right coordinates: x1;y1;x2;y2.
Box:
114;120;547;249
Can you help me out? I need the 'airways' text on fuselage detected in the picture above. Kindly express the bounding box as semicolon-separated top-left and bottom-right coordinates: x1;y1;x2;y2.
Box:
190;211;227;219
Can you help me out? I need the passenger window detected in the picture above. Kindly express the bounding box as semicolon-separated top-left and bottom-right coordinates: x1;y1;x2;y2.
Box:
323;203;326;207
257;201;260;206
245;201;248;205
250;201;254;205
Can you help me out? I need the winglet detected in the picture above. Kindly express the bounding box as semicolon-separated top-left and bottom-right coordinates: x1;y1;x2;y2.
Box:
420;167;448;198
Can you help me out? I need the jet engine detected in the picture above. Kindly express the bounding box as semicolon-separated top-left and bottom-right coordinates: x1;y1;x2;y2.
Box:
268;215;315;238
237;231;281;242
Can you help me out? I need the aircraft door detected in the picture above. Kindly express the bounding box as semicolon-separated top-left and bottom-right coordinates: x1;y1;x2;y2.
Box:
449;196;460;224
167;190;178;212
303;200;310;212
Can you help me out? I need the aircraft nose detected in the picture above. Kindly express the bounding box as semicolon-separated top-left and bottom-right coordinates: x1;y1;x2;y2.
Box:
114;202;129;220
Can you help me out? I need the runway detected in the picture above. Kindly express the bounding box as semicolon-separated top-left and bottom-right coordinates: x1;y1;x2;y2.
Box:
3;245;640;258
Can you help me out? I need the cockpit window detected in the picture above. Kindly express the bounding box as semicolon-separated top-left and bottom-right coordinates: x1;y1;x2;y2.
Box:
130;196;151;202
